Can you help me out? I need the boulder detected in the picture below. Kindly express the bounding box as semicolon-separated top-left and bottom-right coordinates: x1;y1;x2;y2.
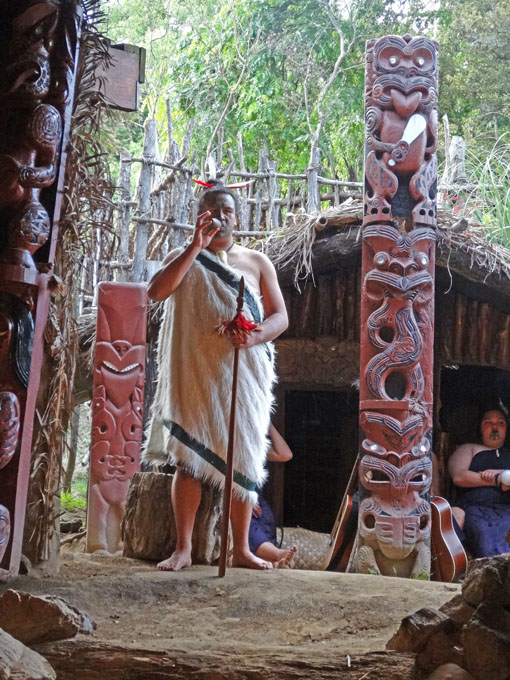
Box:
425;663;474;680
387;607;454;652
438;595;475;628
0;590;95;645
0;627;55;680
461;554;510;608
462;602;510;680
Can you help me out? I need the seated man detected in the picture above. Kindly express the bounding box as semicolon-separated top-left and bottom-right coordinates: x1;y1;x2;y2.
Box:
448;408;510;558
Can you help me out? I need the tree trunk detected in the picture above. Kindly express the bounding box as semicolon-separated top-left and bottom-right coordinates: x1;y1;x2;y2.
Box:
122;472;223;563
62;406;80;494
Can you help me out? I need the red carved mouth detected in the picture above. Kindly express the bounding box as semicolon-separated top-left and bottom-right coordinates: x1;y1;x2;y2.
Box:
102;361;141;374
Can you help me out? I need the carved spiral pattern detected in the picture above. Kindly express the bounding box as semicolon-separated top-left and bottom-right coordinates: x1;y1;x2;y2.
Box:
31;104;61;148
391;141;409;164
365;107;380;133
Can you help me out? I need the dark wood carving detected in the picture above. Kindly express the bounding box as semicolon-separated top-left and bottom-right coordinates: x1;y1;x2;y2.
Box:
87;283;147;555
354;34;438;577
0;1;82;576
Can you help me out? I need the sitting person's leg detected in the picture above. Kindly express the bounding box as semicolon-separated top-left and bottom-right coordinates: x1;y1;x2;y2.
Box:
248;496;296;568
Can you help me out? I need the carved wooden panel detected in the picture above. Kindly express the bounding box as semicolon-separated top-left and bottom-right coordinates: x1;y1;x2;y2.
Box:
87;282;147;555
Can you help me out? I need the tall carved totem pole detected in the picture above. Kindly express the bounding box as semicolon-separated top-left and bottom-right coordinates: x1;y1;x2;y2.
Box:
354;34;438;578
0;1;81;576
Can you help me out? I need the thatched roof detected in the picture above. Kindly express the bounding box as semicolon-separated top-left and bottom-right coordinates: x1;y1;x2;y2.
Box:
265;200;510;310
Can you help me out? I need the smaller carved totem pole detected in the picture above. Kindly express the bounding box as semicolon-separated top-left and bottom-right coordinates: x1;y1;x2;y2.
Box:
87;283;147;555
354;34;438;578
0;1;81;576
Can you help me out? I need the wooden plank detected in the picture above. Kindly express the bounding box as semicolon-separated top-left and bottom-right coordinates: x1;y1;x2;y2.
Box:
95;46;142;112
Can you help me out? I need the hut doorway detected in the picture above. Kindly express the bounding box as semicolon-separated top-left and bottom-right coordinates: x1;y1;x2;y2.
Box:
280;388;358;533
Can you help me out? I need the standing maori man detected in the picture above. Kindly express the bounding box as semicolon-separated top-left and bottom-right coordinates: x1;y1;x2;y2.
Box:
145;183;288;570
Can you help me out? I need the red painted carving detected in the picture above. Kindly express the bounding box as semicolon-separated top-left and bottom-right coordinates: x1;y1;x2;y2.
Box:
0;1;81;575
0;1;62;271
87;283;147;555
355;33;438;578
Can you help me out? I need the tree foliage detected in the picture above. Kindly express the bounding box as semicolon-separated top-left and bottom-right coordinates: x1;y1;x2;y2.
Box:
102;0;510;182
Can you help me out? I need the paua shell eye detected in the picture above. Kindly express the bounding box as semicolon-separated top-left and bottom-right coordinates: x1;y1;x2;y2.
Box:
415;56;425;67
374;251;389;268
416;252;429;267
389;55;399;66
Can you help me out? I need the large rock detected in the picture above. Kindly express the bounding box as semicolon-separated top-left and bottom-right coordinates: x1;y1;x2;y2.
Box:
0;627;55;680
387;607;454;652
0;590;94;645
390;554;510;679
425;663;474;680
462;602;510;680
461;554;510;608
438;595;475;627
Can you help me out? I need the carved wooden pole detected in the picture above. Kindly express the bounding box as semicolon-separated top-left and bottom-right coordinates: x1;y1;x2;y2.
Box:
0;0;82;577
87;282;147;555
354;34;438;578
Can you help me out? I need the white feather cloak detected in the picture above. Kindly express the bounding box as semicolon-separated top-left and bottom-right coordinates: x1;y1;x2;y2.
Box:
144;248;276;504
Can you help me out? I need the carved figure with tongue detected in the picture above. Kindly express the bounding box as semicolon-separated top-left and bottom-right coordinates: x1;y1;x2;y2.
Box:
87;283;147;555
364;33;438;227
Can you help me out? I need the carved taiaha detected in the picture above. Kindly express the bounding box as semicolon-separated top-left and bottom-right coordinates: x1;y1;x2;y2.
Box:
355;34;438;578
0;1;82;576
87;282;147;555
218;276;245;578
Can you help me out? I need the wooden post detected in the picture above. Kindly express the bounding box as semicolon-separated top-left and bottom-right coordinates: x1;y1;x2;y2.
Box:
132;119;158;283
307;145;320;213
329;152;340;206
253;150;264;229
267;158;279;231
349;34;439;579
117;151;132;283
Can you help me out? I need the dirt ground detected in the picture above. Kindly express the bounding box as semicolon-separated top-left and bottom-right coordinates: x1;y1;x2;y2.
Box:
2;544;461;680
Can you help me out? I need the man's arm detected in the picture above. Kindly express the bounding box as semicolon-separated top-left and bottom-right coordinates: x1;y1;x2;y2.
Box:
147;211;218;301
448;443;495;487
234;252;288;348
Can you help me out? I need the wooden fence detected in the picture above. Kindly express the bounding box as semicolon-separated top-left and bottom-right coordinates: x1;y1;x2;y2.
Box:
77;108;470;314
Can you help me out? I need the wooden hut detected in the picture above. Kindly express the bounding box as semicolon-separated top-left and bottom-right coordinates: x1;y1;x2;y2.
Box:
264;201;510;534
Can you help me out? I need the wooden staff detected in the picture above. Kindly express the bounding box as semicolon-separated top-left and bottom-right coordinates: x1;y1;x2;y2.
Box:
218;276;245;577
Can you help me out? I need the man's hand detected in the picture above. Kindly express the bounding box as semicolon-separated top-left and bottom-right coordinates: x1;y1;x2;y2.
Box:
231;327;261;349
252;503;262;518
192;211;220;250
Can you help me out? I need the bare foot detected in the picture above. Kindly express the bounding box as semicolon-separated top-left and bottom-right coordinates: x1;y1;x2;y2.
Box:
232;549;273;570
157;549;192;571
274;545;297;569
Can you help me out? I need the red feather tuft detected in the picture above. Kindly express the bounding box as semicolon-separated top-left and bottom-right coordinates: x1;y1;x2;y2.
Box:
217;313;260;342
192;179;215;187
